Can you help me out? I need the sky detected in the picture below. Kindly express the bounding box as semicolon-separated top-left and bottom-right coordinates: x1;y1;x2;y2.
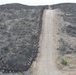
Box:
0;0;76;5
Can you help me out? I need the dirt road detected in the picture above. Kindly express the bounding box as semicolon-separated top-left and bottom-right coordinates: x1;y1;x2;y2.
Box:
37;9;59;75
31;9;61;75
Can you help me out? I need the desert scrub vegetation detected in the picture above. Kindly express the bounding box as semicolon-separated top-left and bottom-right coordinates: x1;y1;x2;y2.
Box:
56;54;76;70
0;3;44;73
61;59;68;66
56;57;68;70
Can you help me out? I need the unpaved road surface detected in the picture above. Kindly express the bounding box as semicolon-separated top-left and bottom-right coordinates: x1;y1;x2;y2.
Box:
31;9;62;75
37;9;59;75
